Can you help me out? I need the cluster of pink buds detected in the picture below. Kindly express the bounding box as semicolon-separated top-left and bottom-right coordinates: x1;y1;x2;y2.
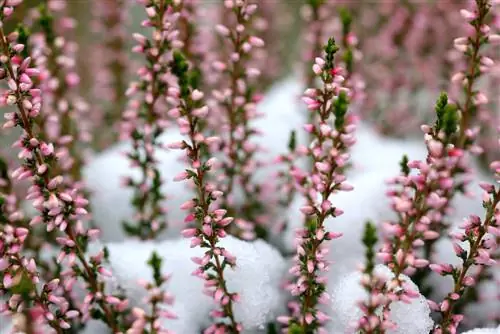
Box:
128;252;176;334
431;157;499;333
27;1;90;181
450;0;498;148
169;51;241;333
300;0;330;89
279;38;356;333
376;93;475;330
210;0;266;240
120;0;184;239
0;6;129;331
0;159;81;333
337;7;365;110
90;0;129;148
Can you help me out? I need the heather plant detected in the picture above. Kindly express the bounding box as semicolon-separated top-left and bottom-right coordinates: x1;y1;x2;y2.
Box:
0;0;499;333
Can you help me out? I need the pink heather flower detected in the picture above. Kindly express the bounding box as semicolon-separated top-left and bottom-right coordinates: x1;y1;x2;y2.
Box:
283;37;355;333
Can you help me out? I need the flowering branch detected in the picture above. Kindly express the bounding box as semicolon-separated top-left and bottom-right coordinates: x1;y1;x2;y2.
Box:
212;0;265;239
453;0;495;148
32;2;89;181
0;5;128;331
302;0;326;89
129;251;176;334
431;160;499;333
121;1;182;239
169;51;241;333
280;37;355;332
91;0;128;149
356;222;386;333
374;92;469;331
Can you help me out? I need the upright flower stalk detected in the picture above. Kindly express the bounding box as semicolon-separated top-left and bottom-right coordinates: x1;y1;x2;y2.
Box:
30;2;89;181
357;222;386;333
121;0;182;239
452;0;495;148
90;0;128;149
169;51;241;333
301;0;327;89
1;4;128;331
129;251;176;334
413;0;498;293
280;38;355;332
375;93;472;331
212;0;265;239
431;158;499;333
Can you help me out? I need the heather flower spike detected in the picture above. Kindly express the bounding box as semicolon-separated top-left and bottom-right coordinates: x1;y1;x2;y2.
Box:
120;0;180;239
169;51;241;333
213;0;266;240
129;251;176;333
375;93;468;331
0;3;128;331
356;222;386;332
281;37;356;333
432;152;500;333
452;0;493;148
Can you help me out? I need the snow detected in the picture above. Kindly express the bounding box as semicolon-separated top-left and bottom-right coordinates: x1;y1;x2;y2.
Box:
83;128;190;242
0;314;12;334
328;264;434;334
94;235;287;333
461;325;500;334
83;77;308;244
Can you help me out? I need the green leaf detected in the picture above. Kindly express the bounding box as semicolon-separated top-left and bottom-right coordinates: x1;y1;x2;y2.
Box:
288;130;297;152
399;154;410;176
147;251;164;286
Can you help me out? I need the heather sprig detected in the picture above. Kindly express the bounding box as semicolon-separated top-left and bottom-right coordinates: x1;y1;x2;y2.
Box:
128;251;176;334
121;0;182;239
356;222;387;333
169;51;241;333
90;0;129;149
338;7;365;107
302;0;326;89
30;2;89;182
273;130;299;235
430;162;499;333
212;0;266;240
280;37;356;333
375;93;472;331
0;7;128;331
452;0;495;148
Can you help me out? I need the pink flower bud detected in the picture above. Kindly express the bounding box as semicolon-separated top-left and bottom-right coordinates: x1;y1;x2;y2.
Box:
460;9;476;20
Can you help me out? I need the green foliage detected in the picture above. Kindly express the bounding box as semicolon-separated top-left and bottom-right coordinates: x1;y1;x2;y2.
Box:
288;323;305;334
433;92;458;137
362;221;378;273
170;51;190;99
266;322;278;334
323;37;339;72
434;92;448;127
306;0;325;10
15;24;30;59
339;7;352;33
38;4;55;44
333;91;349;131
10;271;36;299
442;104;459;137
399;154;410;176
147;251;164;287
288;130;297;152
